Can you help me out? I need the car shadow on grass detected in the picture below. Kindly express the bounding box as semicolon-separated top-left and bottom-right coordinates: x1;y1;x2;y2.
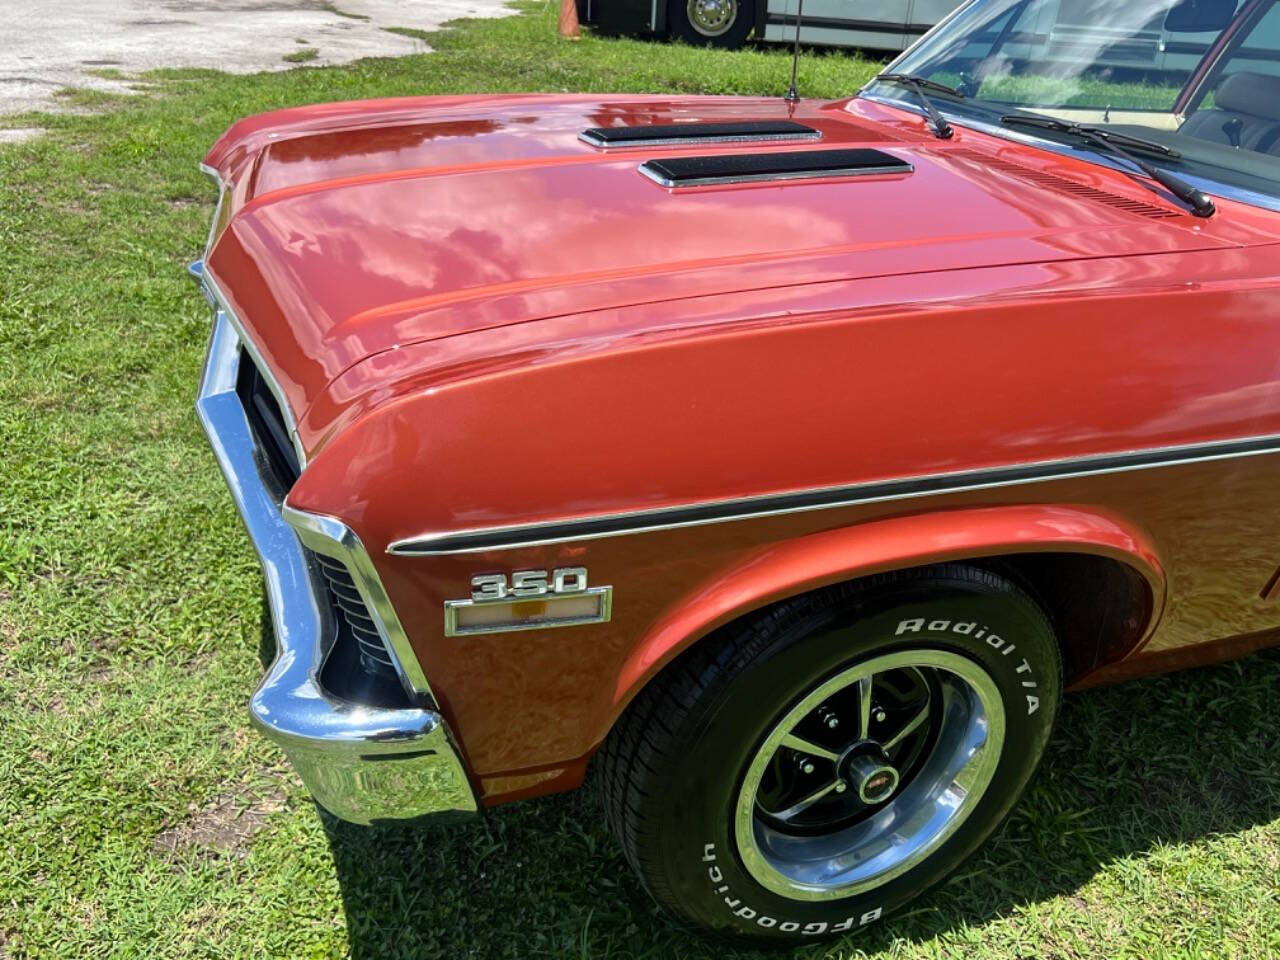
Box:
321;649;1280;959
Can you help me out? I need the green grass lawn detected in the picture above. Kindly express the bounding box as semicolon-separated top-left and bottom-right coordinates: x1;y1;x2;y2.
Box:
3;2;1280;957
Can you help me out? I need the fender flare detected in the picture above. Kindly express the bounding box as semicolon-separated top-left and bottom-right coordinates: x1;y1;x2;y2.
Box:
611;503;1165;714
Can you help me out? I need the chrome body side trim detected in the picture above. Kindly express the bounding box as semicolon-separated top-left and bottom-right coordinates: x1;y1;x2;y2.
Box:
197;309;477;824
639;159;913;188
388;433;1280;555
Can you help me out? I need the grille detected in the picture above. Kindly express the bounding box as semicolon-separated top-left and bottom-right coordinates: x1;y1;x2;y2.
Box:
949;148;1183;219
234;347;398;681
313;553;399;676
235;350;300;489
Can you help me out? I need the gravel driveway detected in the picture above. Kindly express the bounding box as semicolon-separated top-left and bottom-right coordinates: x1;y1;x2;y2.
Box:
0;0;516;118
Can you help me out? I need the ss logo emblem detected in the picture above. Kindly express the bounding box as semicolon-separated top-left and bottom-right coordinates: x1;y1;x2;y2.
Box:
471;567;589;601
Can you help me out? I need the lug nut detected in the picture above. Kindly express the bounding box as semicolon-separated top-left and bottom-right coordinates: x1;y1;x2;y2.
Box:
834;782;847;793
818;706;839;730
874;709;887;723
800;761;815;774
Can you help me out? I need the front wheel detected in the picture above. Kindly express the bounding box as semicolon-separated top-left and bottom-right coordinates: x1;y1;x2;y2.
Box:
667;0;753;47
600;564;1060;942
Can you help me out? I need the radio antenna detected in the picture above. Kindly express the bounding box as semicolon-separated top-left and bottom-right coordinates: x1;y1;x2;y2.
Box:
784;0;805;102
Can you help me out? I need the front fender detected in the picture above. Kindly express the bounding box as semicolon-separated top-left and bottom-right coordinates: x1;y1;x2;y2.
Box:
612;504;1164;713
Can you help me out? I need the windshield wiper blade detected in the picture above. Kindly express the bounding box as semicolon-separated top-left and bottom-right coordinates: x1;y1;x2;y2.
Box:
877;73;965;99
1000;113;1215;218
1000;112;1179;156
875;73;961;139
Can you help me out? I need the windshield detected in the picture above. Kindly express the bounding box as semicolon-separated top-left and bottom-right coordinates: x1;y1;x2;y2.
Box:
865;0;1280;204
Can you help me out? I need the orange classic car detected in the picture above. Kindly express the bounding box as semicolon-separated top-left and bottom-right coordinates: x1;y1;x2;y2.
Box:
195;0;1280;941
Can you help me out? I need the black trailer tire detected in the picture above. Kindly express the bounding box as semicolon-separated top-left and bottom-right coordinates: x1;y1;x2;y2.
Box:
667;0;754;47
600;564;1061;942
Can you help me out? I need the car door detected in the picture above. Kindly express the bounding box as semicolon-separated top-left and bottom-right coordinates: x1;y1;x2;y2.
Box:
763;0;915;51
906;0;965;45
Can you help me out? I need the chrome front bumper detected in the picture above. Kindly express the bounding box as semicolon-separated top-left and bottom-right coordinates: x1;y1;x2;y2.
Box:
195;279;478;825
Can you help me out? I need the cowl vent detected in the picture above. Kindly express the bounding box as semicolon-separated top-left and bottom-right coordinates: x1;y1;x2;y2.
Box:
640;148;912;188
949;148;1182;219
580;120;820;149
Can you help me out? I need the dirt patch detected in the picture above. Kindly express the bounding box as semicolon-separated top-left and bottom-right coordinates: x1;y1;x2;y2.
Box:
152;780;287;869
1;0;516;116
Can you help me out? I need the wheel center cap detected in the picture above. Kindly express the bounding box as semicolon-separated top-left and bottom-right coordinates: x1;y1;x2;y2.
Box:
842;751;900;804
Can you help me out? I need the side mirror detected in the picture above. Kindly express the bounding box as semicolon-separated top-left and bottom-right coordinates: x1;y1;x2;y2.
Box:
1164;0;1235;33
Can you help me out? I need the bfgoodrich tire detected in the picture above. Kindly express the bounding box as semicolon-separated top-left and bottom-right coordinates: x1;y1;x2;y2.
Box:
668;0;753;47
600;564;1060;942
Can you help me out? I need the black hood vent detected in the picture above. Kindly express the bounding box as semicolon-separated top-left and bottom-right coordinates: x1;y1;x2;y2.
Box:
580;120;820;149
640;148;912;188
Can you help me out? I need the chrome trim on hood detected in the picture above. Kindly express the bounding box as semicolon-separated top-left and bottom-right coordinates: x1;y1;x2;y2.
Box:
199;162;228;258
196;267;309;472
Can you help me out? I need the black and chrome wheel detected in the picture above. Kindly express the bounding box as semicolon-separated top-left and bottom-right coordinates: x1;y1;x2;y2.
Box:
600;564;1060;941
667;0;753;47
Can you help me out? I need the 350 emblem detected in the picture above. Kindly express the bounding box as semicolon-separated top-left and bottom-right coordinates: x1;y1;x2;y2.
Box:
446;567;611;635
471;567;590;602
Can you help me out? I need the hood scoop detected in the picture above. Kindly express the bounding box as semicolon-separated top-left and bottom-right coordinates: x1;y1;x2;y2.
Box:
580;119;820;149
639;148;912;188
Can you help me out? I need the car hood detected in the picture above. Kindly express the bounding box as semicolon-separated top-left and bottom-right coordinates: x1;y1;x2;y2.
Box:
201;94;1277;442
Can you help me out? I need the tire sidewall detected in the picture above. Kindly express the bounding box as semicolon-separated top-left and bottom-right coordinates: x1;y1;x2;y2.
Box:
657;579;1059;940
668;0;753;47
